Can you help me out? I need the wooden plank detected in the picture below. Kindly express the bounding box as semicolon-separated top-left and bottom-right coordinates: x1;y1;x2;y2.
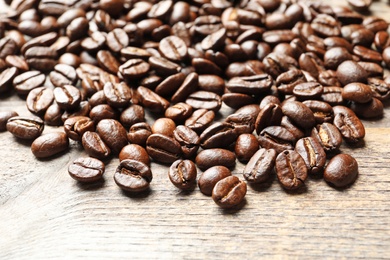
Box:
1;0;390;259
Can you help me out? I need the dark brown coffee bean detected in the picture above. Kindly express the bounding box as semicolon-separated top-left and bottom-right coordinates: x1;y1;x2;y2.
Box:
118;59;150;80
7;116;44;140
295;137;326;175
311;14;340;37
281;101;316;130
68;157;105;183
53;85;81;111
0;111;18;131
119;105;145;128
324;154;358;188
185;109;215;134
66;17;88;41
31;132;69;158
244;148;277;183
212;175;246;209
198;166;231;196
149;56;181;76
350;98;384;119
193;15;223;37
151;118;176;137
311;123;342;153
354;45;382;64
103;82;131;108
323;37;353;53
96;119;128;154
49;64;77;88
342;83;373;103
25;46;57;72
57;8;86;28
321;86;345;106
276;69;306;95
165;103;193;123
44;103;63;126
127;122;152;147
82;131;111;159
13;70;45;95
280;116;305;140
168;159;197;191
159;36;187;62
226;74;272;95
173;125;200;159
323;47;352;70
258;126;295;154
302;100;333;124
198;75;225;95
276;150;307;190
5;55;28;72
26;87;54;116
64;116;95;142
225;104;259;135
192;57;222;76
105;28;129;53
146;133;182;164
298;53;322;80
171;72;199;104
363;17;388;33
0;37;17;59
114;159;152;192
235;134;259;163
185;91;222;112
119;144;150;166
222;93;257;109
333;105;365;143
201;28;226;51
0;67;19;93
262;30;296;45
137;86;170;114
225;60;265;79
199;122;237;149
195;148;236;171
255;104;283;134
374;31;390;52
96;51;120;75
155;72;186;97
293;82;324;101
89;104;119;123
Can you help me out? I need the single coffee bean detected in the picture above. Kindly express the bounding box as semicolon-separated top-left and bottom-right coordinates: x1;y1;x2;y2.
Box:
106;28;129;53
198;166;231;196
159;36;188;62
258;126;296;154
120;104;145;128
168;159;197;191
137;86;170;114
7;116;44;140
165;102;193;123
276;69;307;95
281;101;316;130
49;64;78;88
243;148;277;184
64;116;95;142
350;98;384;119
151;118;176;137
295;137;326;175
342;83;373;103
199;122;237;149
225;104;260;135
235;134;259;163
358;61;383;78
302;100;333;124
293;82;324;100
275;150;308;190
114;159;152;192
173;125;200;159
97;50;120;74
118;59;150;80
255;103;283;134
0;67;19;93
333;105;365;143
195;148;236;171
44;103;63;126
96;119;128;154
212;176;247;209
323;47;352;70
155;72;186;97
321;86;345;106
82;131;111;159
149;56;181;76
13;70;46;95
336;60;367;86
26;87;54;116
127;122;152;147
198;75;225;95
324;154;358;188
103;82;131;108
31;132;69;158
311;123;343;153
171;72;199;104
89;104;119;123
280;116;305;141
222;92;257;109
226;74;273;95
25;46;57;72
0;111;18;131
53;85;81;111
119;144;150;166
185;91;222;112
146;134;182;164
68;157;105;183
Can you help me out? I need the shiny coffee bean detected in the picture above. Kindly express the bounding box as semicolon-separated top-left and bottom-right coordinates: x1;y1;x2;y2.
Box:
235;134;259;163
350;98;384;119
151;118;176;137
212;176;247;209
82;131;111;159
281;101;316;130
333;106;365;143
7;116;44;140
168;159;197;191
302;100;333;124
53;85;81;111
199;122;237;149
120;104;145;128
255;103;283;134
258;126;296;154
295;137;326;175
146;134;182;164
336;60;367;86
276;150;308;190
114;159;152;192
243;148;277;184
342;83;373;103
173;125;200;159
64;116;95;142
198;166;232;196
195;148;236;171
311;123;343;153
31;132;69;158
185;109;215;134
26;87;54;116
0;111;18;131
127;122;152;147
119;144;150;166
185;91;222;112
96;119;128;154
13;70;45;95
324;154;358;188
68;157;105;183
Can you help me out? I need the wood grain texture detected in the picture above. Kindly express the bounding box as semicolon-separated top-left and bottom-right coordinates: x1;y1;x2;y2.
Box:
1;0;390;259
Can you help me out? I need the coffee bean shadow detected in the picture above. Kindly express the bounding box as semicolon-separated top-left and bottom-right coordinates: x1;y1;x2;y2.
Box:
344;139;366;149
76;178;106;191
248;172;275;193
283;184;308;195
121;188;152;200
35;147;71;162
176;186;196;196
220;198;247;214
12;137;33;147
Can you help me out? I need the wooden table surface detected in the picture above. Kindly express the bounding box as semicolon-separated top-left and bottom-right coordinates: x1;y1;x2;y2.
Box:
1;1;390;259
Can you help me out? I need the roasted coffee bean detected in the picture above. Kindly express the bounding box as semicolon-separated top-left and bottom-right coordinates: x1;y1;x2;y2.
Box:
321;86;345;106
198;75;225;95
106;28;129;53
311;14;340;38
363;16;388;33
119;59;150;80
89;104;119;123
225;60;265;79
358;61;383;78
137;86;170;114
127;122;152;147
336;60;368;86
114;159;152;192
374;31;390;52
0;67;19;93
97;50;120;75
155;72;186;97
225;104;259;135
293;82;324;101
258;126;296;154
280;116;305;141
324;154;358;188
276;69;306;95
53;85;81;111
311;123;342;153
173;125;200;159
302;100;333;124
196;148;236;171
201;28;226;51
243;148;277;183
44;103;63;126
49;64;77;88
342;83;373;103
185;91;222;112
383;47;390;69
64;116;95;142
170;72;199;104
151;118;176;137
255;104;283;134
13;70;45;95
198;166;231;196
350;98;384;119
68;157;105;183
0;111;18;131
159;36;188;62
103;82;131;108
185;109;215;134
0;37;17;59
262;30;296;45
222;93;257;109
275;150;308;190
193;15;223;37
165;103;193;123
235;134;259;163
61;101;91;122
81;31;106;52
226;74;272;95
119;144;150;166
66;17;88;41
5;55;28;72
199;122;237;149
82;131;111;159
25;46;57;72
354;45;382;64
7;116;44;140
168;159;197;191
96;119;128;154
149;56;181;76
26;87;54;116
281;101;316;130
192;58;222;76
146;133;182;164
31;132;69;158
323;47;352;70
212;175;247;209
333;106;365;143
295;137;326;175
120;104;145;128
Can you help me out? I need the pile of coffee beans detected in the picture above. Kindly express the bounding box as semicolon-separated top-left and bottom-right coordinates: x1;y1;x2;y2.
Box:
0;0;389;209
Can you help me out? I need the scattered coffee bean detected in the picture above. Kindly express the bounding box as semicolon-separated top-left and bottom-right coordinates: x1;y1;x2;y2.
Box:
114;159;152;192
212;176;247;209
68;157;105;183
324;154;359;188
7;116;44;140
198;166;232;196
244;148;277;183
31;132;69;158
168;159;197;191
276;150;308;190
